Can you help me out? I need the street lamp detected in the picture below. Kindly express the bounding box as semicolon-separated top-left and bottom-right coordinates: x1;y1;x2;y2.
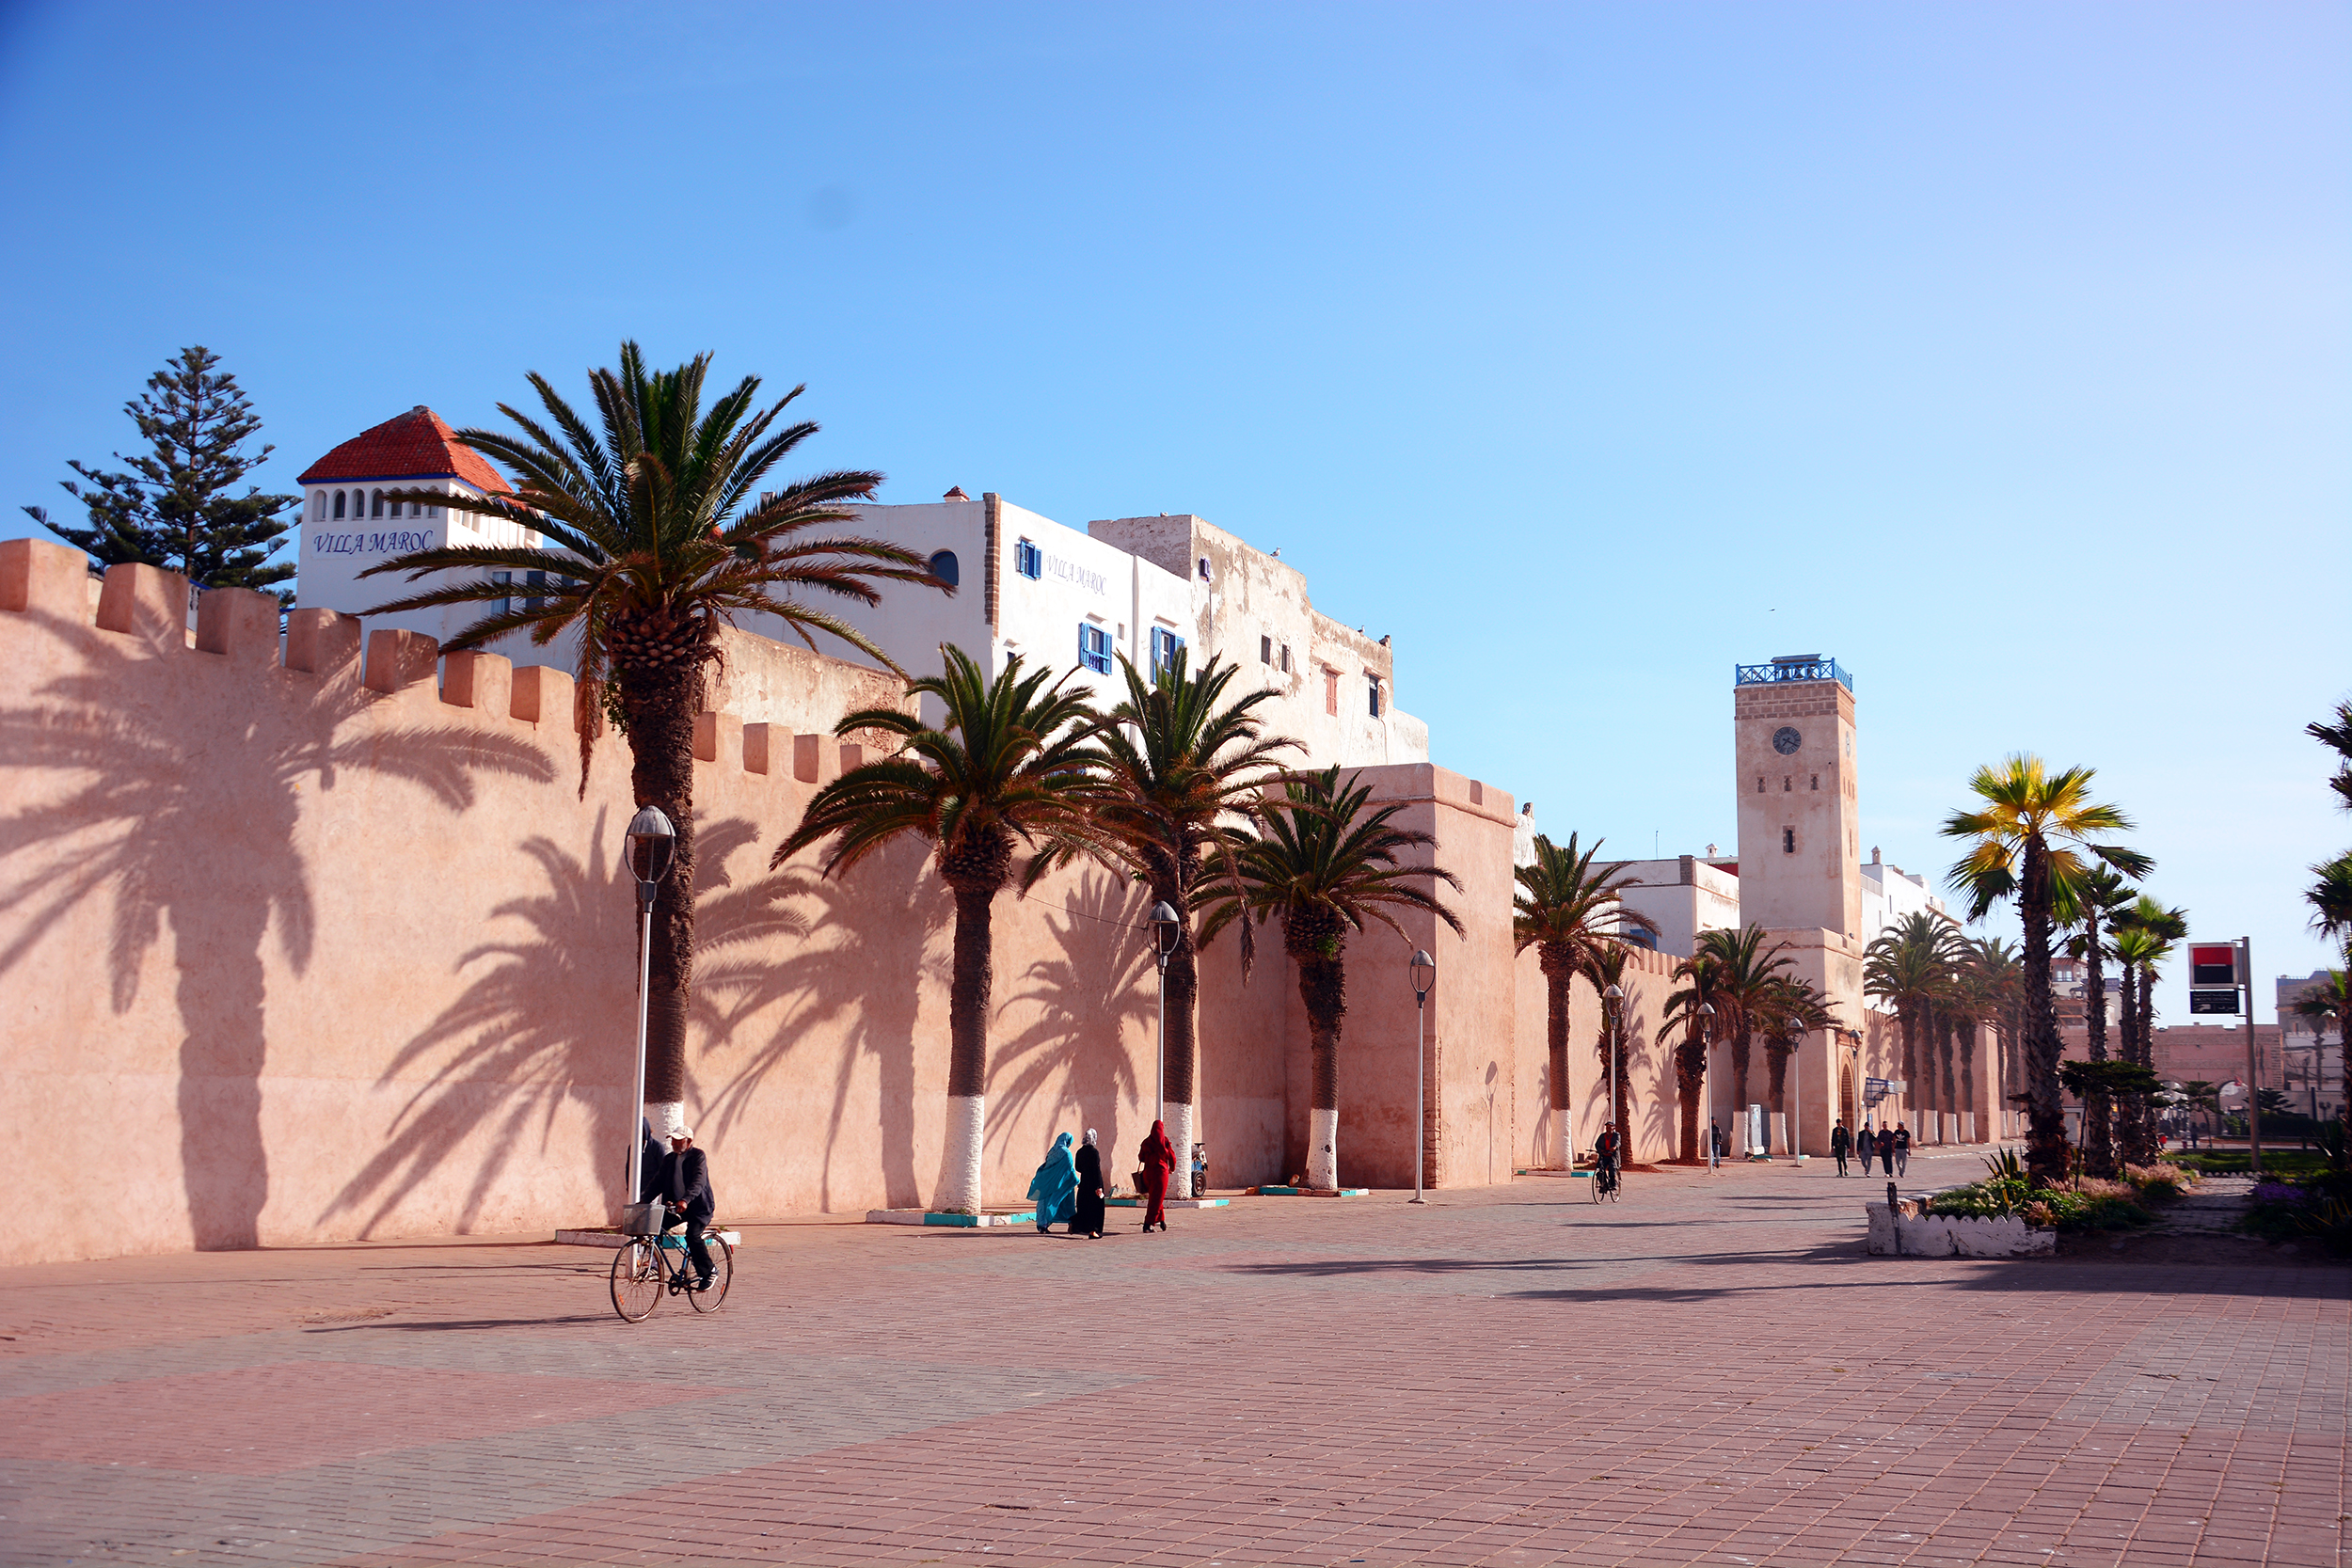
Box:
1149;901;1181;1130
1697;1002;1717;1172
1602;983;1625;1160
622;804;677;1215
1409;949;1436;1203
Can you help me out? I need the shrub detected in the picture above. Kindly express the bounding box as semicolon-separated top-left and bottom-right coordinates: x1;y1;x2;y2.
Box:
2123;1163;2195;1200
2019;1187;2153;1231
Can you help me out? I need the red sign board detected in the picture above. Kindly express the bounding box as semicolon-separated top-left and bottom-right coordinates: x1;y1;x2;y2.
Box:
2188;944;2240;988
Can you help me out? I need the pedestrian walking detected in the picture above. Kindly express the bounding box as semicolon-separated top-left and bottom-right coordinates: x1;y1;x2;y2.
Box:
1137;1119;1177;1232
1876;1125;1896;1177
1027;1132;1078;1233
1073;1130;1107;1239
1830;1120;1851;1177
1893;1123;1911;1178
1855;1122;1874;1176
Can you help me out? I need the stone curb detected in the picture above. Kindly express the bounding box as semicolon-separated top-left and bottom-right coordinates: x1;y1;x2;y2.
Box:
553;1227;743;1248
864;1209;1037;1227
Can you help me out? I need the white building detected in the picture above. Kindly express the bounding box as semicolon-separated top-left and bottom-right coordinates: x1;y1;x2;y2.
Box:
293;412;1429;772
294;406;548;659
1597;855;1741;958
1859;847;1949;947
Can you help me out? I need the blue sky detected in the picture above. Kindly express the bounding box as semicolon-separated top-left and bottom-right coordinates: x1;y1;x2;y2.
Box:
3;2;2344;1023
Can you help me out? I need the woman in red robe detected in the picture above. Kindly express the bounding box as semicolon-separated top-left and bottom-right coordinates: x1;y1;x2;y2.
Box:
1138;1120;1177;1232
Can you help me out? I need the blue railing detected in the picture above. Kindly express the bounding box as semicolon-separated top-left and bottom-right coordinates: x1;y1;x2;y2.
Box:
1735;657;1853;691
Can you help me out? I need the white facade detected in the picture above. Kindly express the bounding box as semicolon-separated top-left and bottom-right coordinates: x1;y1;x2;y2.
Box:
298;478;547;655
1598;856;1742;958
1859;849;1949;948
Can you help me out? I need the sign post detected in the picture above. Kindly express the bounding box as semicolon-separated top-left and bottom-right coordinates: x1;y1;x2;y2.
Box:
2188;940;2259;1176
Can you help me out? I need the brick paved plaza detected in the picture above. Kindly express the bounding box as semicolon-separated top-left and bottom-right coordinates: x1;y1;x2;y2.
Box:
1;1150;2344;1568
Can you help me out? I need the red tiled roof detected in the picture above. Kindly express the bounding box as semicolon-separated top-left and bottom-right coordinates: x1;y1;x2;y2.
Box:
297;406;511;494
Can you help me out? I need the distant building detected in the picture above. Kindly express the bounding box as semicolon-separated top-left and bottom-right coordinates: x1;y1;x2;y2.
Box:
1596;855;1740;957
2277;971;2344;1121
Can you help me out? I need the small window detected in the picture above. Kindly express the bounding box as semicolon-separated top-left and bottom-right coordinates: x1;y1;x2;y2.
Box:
1783;828;1796;854
1014;538;1041;578
333;489;346;519
428;500;441;518
1198;556;1212;582
1078;623;1113;674
1280;644;1292;673
1150;626;1185;680
1324;667;1340;716
492;570;513;617
1756;777;1764;794
523;568;548;613
372;489;385;518
1367;674;1383;718
929;549;960;588
310;491;326;521
1784;776;1792;792
1810;773;1819;791
1260;635;1272;665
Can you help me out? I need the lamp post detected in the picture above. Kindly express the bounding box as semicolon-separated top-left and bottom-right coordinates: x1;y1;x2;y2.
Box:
1697;1002;1717;1172
1149;901;1181;1132
1602;983;1625;1160
1410;948;1436;1203
622;805;677;1212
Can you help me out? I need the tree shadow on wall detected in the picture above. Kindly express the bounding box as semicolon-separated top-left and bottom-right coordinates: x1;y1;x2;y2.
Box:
0;607;554;1250
696;836;942;1212
987;874;1156;1163
320;814;634;1236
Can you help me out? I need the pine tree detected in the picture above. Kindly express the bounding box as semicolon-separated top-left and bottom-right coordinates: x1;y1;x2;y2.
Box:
24;346;297;600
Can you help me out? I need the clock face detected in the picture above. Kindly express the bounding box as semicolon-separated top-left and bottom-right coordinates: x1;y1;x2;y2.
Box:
1772;725;1802;755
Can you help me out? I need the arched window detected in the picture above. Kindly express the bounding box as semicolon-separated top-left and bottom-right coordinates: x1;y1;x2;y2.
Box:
372;489;385;518
333;490;346;519
928;549;959;587
310;491;325;521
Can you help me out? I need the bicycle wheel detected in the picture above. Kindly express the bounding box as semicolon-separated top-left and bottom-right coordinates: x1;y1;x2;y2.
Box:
1588;1166;1604;1203
610;1237;662;1323
688;1236;733;1313
1607;1169;1623;1203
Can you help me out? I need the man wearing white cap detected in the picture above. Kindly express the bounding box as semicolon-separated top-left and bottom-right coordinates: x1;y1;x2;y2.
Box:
655;1122;716;1291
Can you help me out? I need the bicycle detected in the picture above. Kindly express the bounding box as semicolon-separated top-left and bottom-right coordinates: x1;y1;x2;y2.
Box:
1589;1152;1622;1204
609;1211;734;1323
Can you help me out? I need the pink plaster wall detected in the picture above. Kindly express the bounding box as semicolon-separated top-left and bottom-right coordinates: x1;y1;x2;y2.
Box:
0;543;1442;1263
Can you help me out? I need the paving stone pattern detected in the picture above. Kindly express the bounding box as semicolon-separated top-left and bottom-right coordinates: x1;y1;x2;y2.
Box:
0;1150;2344;1567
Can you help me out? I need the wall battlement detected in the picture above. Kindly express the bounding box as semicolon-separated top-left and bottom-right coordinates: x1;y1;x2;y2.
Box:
0;539;884;784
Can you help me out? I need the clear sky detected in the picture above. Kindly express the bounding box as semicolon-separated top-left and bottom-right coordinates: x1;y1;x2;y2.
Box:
3;3;2344;1024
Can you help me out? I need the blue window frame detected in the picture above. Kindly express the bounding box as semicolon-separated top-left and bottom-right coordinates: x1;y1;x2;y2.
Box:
1078;623;1113;674
1014;538;1041;579
1150;626;1185;680
928;549;960;588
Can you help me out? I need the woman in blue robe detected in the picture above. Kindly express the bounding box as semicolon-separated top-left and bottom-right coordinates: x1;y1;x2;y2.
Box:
1026;1132;1079;1232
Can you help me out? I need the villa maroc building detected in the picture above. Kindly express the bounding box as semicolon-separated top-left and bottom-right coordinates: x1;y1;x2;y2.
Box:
0;404;1969;1262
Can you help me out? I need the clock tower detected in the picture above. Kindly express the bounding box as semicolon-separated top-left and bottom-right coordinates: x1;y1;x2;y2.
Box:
1733;655;1860;938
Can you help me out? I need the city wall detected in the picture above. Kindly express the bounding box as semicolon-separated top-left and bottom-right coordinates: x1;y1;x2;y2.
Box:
3;539;1851;1265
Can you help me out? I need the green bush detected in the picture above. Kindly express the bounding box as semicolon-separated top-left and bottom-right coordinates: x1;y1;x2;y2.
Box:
2023;1188;2153;1231
2174;1150;2333;1179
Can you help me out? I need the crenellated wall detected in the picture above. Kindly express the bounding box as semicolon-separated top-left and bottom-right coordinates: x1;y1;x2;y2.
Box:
1;538;1725;1263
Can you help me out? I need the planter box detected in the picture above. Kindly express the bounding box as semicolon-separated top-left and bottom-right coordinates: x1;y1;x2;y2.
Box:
1252;1185;1370;1196
1865;1201;2053;1258
864;1209;1037;1227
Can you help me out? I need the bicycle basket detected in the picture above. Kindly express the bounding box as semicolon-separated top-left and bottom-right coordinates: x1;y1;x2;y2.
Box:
621;1199;665;1237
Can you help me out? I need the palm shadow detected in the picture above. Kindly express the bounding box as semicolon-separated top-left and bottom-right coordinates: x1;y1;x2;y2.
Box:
0;604;554;1249
987;871;1155;1160
697;837;943;1211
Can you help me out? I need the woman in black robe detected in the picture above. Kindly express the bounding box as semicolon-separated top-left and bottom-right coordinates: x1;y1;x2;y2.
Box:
1073;1129;1106;1239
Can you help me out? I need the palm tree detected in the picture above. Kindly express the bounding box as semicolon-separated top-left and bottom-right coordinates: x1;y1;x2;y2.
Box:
2112;895;2186;1163
361;344;940;1129
1585;942;1638;1153
1760;976;1839;1148
1692;925;1795;1128
2290;971;2349;1167
775;646;1103;1213
1203;767;1463;1190
1512;834;1657;1168
2308;700;2352;812
1084;648;1296;1180
1658;948;1731;1163
2309;852;2352;957
1944;754;2151;1182
1864;912;1958;1130
1964;935;2025;1124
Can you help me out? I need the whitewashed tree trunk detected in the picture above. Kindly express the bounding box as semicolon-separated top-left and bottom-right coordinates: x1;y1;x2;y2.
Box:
648;1101;687;1141
1559;1110;1573;1173
1165;1101;1196;1200
1308;1106;1339;1190
938;1094;985;1214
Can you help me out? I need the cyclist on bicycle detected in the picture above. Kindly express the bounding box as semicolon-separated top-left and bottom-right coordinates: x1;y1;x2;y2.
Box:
1594;1123;1622;1191
655;1125;717;1292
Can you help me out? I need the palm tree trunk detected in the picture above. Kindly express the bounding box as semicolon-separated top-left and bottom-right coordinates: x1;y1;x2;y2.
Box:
1613;1025;1633;1163
624;657;700;1132
1542;954;1571;1168
2082;916;2115;1176
1161;895;1200;1198
1766;1042;1790;1150
1959;1021;1979;1139
1899;1005;1920;1124
938;877;997;1213
1730;1025;1752;1127
1677;1036;1704;1162
2020;838;2069;1182
1297;952;1347;1190
1938;1011;1958;1141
